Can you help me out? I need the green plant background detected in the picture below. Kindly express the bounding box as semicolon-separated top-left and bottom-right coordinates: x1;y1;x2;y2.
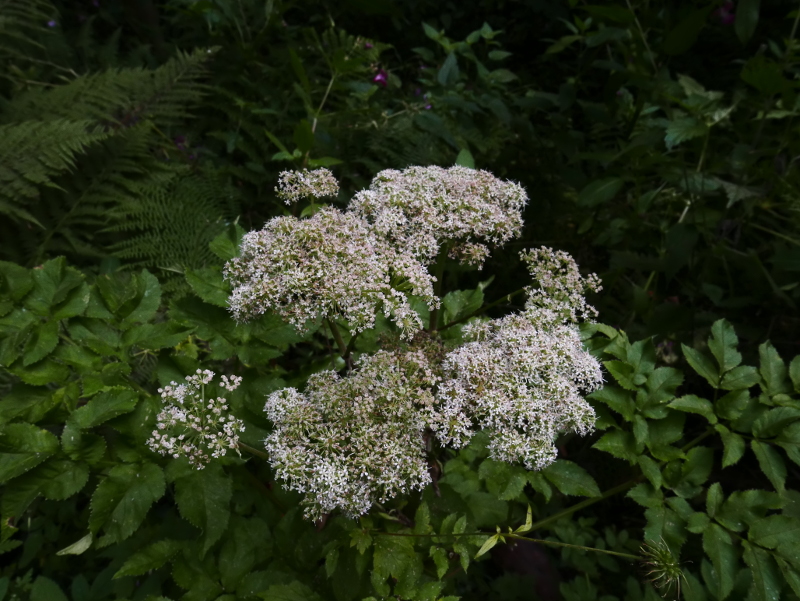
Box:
1;0;800;599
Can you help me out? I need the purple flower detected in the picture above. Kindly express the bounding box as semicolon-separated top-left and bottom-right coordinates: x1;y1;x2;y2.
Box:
414;87;422;96
47;20;57;27
712;1;735;25
365;42;373;49
372;69;388;88
425;104;432;110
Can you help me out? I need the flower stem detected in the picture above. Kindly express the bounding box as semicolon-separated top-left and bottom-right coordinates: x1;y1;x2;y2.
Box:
325;317;350;363
428;249;448;332
238;442;270;461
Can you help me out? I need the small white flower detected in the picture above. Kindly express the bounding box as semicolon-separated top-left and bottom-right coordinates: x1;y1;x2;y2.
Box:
276;168;339;204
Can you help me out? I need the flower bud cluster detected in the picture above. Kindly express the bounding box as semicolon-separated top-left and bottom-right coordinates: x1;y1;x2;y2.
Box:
349;165;528;267
264;349;439;521
147;369;245;469
224;207;438;337
275;168;339;204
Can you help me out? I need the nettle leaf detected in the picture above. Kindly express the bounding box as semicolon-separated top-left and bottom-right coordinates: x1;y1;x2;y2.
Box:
708;319;742;375
759;341;791;396
715;424;746;468
751;440;786;492
89;462;165;545
681;344;719;388
703;524;737;601
588;386;635;421
68;387;138;429
742;541;782;601
113;539;184;578
0;423;59;484
542;459;601;497
749;515;800;549
669;395;717;423
173;462;232;555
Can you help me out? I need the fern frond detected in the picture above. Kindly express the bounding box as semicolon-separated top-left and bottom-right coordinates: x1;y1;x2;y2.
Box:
2;48;216;128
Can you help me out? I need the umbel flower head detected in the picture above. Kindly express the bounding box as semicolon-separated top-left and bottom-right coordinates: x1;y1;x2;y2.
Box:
148;370;245;469
263;350;439;521
349;165;528;267
428;248;603;470
224;207;438;337
275;168;339;204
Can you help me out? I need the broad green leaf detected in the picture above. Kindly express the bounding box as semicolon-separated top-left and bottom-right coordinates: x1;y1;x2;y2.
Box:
720;366;760;391
708;320;742;374
753;407;800;438
706;482;724;518
633;414;649;448
0;260;33;301
716;389;750;420
372;534;417;589
602;360;636;391
682;446;714;486
174;462;232;555
790;356;800;393
665;117;707;150
24;258;84;317
22;320;59;366
542;459;601;497
219;516;272;591
593;429;638;462
30;576;69;601
742;541;781;601
89;462;165;544
209;223;246;262
186;268;230;309
68;387;138;429
759;341;790;396
686;512;710;534
717;490;784;532
114;539;184;578
350;528;372;554
627;482;664;508
703;524;737;600
438;52;459;86
430;547;449;579
638;455;662;489
669;395;717;423
644;367;683;405
662;9;710;55
643;506;686;549
121;322;193;350
0;423;59;483
120;270;161;328
751;440;786;492
734;0;760;43
455;148;475;168
776;556;800;597
749;515;800;549
715;424;746;468
681;344;719;388
10;358;70;385
588;386;635;421
577;177;623;208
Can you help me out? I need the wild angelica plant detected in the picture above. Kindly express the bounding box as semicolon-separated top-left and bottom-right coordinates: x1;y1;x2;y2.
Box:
275;167;339;204
219;166;604;519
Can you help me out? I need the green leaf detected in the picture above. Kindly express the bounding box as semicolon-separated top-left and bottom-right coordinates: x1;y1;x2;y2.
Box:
174;462;232;555
662;9;710;55
703;524;737;600
22;320;59;367
638;455;662;489
593;429;638;462
708;320;742;374
488;50;512;60
753;407;800;438
0;423;59;484
707;482;724;518
669;395;717;423
542;459;601;497
89;462;165;545
350;528;372;554
577;177;623;208
681;344;719;388
682;446;714;486
717;490;784;532
455;148;475;168
68;387;138;429
438;52;459;86
715;424;746;468
30;576;69;601
749;515;800;549
686;511;711;533
475;534;500;558
751;440;786;492
716;389;750;420
645;367;683;406
588;386;635;421
603;360;636;391
0;260;33;302
56;532;93;556
720;366;760;391
790;356;800;393
209;223;246;262
120;270;161;328
735;0;760;43
665;117;708;150
218;516;272;591
372;535;418;590
258;582;324;601
627;482;664;508
113;539;184;578
25;258;84;317
185;267;230;308
759;341;790;396
742;541;781;601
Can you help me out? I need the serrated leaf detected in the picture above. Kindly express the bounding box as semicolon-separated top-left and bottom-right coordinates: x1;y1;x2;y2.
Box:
209;223;246;262
753;407;800;438
669;395;717;423
174;462;231;555
717;490;784;532
0;260;33;301
638;455;662;489
703;524;737;600
682;344;719;388
708;319;742;374
543;459;600;497
720;365;760;391
716;389;750;420
627;482;664;508
742;541;782;601
186;267;230;308
68;387;138;429
114;539;184;578
475;533;500;558
56;532;93;556
790;356;800;393
715;424;746;468
258;582;324;601
25;258;84;317
120;270;161;328
22;320;59;367
219;516;272;591
645;367;684;405
602;361;636;390
686;512;710;533
588;386;635;421
0;423;59;483
706;482;724;518
751;440;786;492
759;341;790;396
665;117;708;150
777;556;800;597
30;576;69;601
577;177;623;207
682;446;714;486
749;515;800;549
593;429;638;462
89;462;165;544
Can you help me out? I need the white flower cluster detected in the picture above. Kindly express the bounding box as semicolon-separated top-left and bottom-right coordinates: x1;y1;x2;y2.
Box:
349;165;528;267
428;249;603;469
147;369;245;469
275;168;339;204
264;350;439;521
224;207;438;337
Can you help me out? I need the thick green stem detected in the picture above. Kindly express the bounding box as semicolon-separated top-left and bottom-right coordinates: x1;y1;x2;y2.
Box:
238;442;270;461
325;318;350;363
